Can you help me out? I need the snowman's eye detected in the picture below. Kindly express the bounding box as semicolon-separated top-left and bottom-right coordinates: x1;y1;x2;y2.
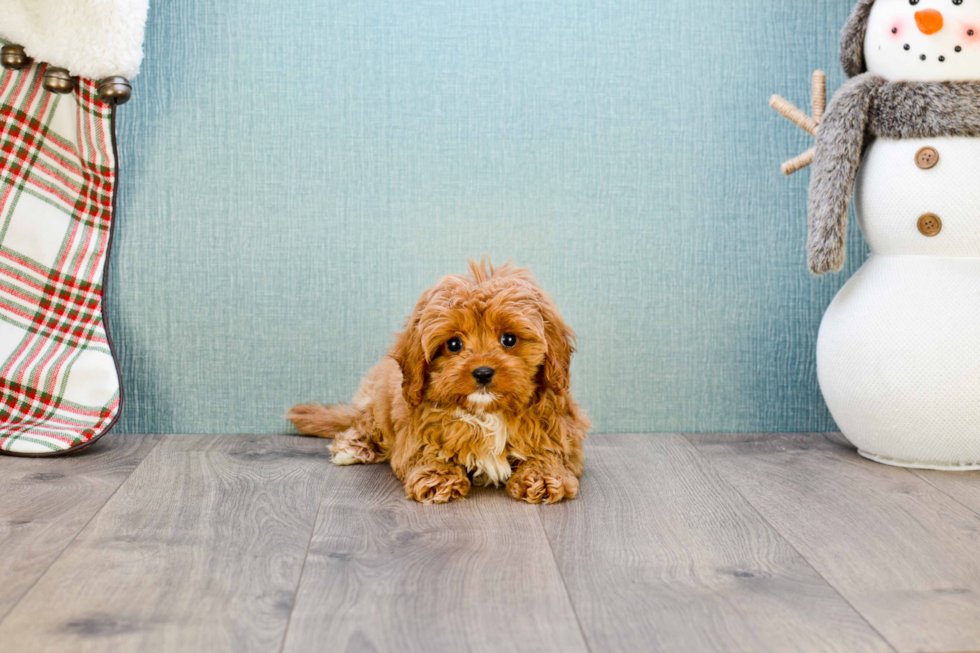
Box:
910;0;920;5
954;0;964;5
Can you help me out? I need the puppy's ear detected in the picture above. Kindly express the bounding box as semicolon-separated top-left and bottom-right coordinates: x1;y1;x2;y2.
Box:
538;295;576;395
392;301;429;407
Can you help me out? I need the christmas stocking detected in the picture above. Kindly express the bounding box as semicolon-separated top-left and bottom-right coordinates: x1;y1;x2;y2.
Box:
0;1;148;456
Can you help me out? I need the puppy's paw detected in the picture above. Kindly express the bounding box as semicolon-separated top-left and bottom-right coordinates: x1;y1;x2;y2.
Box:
506;466;578;504
330;429;384;465
405;465;471;504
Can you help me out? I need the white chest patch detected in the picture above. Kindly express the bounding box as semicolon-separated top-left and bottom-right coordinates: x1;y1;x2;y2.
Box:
453;409;512;486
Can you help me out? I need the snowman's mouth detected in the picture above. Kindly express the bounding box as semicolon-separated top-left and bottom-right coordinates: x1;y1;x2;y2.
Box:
902;42;960;63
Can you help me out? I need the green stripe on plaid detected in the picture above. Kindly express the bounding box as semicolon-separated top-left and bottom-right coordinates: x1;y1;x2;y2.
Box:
0;60;121;455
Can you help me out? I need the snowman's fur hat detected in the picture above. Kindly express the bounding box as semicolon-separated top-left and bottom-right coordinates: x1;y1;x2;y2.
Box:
841;0;876;78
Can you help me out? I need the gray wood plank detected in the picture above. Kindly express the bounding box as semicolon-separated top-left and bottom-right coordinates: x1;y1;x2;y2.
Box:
281;462;589;653
910;468;980;517
539;434;891;653
0;434;161;622
0;434;331;653
690;432;980;653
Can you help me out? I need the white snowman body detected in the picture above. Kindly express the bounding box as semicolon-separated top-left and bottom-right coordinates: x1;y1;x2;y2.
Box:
817;0;980;469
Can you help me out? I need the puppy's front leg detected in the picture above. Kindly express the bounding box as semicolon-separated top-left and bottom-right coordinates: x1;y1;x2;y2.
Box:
401;458;471;504
507;456;579;504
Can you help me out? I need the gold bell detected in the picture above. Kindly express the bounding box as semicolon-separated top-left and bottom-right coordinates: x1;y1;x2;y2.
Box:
97;76;132;106
1;44;32;71
42;67;75;94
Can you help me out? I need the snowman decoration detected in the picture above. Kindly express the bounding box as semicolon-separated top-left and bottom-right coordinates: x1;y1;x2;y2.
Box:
773;0;980;470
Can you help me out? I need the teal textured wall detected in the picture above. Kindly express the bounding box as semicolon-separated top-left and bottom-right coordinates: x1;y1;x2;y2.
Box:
109;0;867;434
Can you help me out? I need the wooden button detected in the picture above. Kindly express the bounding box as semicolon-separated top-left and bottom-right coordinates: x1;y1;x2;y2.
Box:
917;213;942;237
915;146;939;169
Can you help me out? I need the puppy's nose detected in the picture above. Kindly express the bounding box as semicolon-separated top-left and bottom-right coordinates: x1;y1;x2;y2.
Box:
916;9;943;35
472;366;495;385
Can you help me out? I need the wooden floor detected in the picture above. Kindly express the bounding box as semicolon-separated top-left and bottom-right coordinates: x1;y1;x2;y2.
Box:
1;433;979;653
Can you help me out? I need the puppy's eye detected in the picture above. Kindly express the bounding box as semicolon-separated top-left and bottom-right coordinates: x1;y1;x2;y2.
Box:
500;333;517;348
446;337;463;353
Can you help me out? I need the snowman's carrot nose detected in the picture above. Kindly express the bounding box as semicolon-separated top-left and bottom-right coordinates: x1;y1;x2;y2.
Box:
916;9;944;35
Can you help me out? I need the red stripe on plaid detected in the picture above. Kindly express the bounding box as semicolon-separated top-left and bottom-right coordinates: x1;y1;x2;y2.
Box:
0;277;109;348
0;73;51;220
0;78;101;169
0;112;113;220
0;377;118;419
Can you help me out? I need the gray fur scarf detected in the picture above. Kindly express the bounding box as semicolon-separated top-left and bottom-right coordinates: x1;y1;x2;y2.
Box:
808;74;980;275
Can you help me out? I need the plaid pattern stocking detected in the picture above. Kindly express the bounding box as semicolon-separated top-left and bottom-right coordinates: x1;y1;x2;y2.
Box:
0;58;121;456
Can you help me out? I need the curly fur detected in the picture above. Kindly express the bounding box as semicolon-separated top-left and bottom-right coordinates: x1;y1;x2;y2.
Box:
287;260;590;504
808;75;980;275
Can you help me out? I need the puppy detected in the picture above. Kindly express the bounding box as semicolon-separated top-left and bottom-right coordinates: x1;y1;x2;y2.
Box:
287;260;589;504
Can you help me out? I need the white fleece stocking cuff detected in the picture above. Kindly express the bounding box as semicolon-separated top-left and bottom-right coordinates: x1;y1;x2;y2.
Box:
0;0;149;80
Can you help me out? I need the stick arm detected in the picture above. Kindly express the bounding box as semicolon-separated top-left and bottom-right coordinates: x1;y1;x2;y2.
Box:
771;70;826;176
